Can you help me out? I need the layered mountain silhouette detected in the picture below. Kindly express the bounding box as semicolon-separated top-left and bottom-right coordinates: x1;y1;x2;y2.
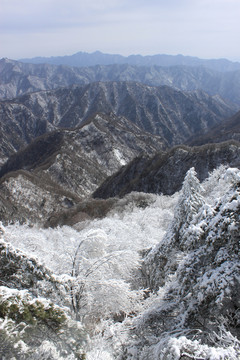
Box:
1;58;240;106
1;51;240;357
0;52;240;226
20;51;240;72
0;81;235;165
0;112;163;189
0;113;164;224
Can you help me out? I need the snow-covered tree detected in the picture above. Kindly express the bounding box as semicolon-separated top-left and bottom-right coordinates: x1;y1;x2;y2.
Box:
122;168;240;360
3;167;239;359
0;239;87;359
142;167;205;290
172;167;205;242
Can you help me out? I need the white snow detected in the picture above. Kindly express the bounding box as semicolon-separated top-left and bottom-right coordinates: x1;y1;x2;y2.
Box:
1;166;240;359
113;148;127;166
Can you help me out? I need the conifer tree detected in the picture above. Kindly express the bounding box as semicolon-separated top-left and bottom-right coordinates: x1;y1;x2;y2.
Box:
171;167;205;243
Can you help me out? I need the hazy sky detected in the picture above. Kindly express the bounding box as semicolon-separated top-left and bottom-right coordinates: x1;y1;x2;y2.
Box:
1;0;240;61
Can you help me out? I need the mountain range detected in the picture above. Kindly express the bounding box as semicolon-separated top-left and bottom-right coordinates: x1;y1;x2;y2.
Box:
0;81;235;165
93;140;240;199
20;50;240;72
1;51;240;358
0;112;164;224
0;52;240;226
1;58;240;106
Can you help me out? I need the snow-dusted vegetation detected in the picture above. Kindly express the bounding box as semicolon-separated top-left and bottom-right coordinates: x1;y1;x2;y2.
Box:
1;166;239;359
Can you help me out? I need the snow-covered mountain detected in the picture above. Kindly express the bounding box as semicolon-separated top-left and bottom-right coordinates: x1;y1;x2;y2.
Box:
1;51;240;359
93;141;240;198
1;58;240;105
0;113;164;225
0;81;235;165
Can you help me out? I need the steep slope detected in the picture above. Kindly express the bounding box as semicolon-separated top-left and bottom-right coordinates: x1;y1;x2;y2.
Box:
0;58;88;100
20;50;240;72
93;141;240;198
1;58;240;106
0;113;163;224
0;82;235;164
188;110;240;145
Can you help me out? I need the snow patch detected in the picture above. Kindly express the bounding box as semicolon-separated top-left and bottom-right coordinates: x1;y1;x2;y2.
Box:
113;148;127;166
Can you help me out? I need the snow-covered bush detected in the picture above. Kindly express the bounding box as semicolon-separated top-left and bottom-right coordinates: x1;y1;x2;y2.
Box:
0;283;86;359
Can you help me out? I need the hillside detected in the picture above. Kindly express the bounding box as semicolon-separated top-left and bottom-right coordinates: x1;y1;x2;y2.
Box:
0;82;235;165
1;51;240;359
1;58;240;106
1;166;239;359
123;167;240;359
93;141;240;198
189;110;240;145
0;113;163;225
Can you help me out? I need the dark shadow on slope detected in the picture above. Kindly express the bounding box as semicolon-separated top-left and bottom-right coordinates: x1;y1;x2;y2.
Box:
93;141;240;199
0;131;64;179
187;110;240;146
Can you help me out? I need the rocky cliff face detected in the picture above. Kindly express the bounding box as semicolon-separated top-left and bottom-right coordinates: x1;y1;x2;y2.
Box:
93;141;240;198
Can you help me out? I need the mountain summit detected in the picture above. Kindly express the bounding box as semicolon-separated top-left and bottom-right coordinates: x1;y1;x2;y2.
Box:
19;51;240;72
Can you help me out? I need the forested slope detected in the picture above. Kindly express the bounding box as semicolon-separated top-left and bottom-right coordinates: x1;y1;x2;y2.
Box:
1;166;239;359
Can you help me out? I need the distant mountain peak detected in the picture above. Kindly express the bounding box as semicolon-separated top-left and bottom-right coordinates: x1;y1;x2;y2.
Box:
19;51;240;72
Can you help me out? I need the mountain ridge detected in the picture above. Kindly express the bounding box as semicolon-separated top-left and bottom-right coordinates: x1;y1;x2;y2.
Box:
0;81;235;165
19;50;240;72
0;112;164;224
93;140;240;199
188;109;240;145
1;58;240;106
